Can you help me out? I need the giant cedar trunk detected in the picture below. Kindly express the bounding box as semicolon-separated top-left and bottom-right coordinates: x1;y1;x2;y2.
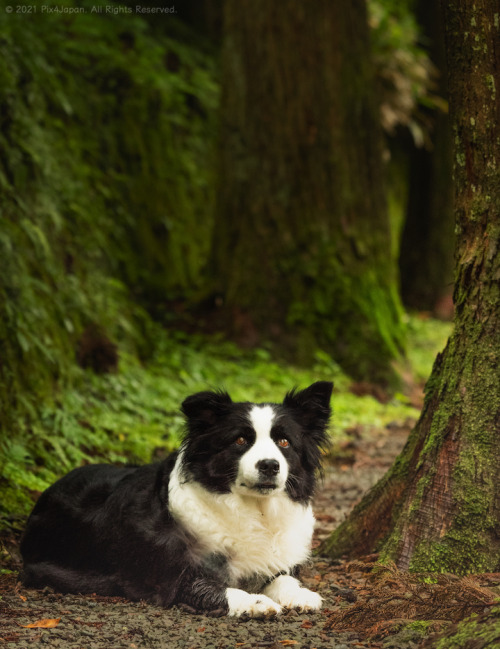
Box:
210;0;405;385
321;0;500;573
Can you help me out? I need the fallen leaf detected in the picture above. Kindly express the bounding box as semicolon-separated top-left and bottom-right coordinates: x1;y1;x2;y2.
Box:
197;627;205;633
18;594;27;602
301;620;313;628
19;618;61;629
280;641;299;646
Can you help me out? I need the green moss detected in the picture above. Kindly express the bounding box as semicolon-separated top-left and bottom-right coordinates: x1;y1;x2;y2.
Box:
485;74;496;99
430;609;500;649
287;253;408;386
408;473;433;515
409;533;492;576
405;620;436;632
384;620;450;649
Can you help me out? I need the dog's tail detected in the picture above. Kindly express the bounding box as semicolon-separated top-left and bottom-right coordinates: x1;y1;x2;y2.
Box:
22;561;122;597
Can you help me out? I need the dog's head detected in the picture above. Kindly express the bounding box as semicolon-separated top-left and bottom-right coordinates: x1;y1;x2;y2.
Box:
179;382;332;503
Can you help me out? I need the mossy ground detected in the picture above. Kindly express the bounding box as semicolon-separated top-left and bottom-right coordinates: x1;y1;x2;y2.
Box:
425;608;500;649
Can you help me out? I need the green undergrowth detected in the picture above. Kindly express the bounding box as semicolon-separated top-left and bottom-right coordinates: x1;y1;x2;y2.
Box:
0;316;451;531
0;1;218;434
405;315;453;384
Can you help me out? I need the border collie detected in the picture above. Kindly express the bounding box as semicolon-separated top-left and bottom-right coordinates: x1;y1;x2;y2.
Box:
21;381;332;617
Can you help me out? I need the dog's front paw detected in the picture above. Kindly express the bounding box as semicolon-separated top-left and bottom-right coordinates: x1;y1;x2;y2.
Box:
226;588;282;618
264;575;322;612
284;586;322;612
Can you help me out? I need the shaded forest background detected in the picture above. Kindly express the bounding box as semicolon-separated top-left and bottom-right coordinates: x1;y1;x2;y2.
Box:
0;0;454;528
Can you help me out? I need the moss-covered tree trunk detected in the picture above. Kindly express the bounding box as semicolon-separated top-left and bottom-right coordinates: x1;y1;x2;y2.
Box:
321;0;500;573
210;0;405;385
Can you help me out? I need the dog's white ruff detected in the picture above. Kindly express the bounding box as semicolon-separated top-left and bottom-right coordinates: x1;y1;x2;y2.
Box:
169;455;315;582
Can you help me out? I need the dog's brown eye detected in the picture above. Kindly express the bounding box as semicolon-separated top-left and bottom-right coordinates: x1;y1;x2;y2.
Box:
278;439;290;448
235;437;247;446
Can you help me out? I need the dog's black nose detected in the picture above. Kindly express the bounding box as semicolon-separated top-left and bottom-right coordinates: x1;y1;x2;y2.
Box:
256;459;280;476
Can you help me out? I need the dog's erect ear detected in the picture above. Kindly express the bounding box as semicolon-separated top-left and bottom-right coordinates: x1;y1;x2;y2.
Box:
181;390;233;428
283;381;333;429
283;382;333;472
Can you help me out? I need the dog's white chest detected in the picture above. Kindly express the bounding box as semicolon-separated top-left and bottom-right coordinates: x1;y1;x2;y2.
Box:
168;469;315;583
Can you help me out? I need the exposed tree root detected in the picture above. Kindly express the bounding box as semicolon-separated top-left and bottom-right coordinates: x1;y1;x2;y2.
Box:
324;561;499;639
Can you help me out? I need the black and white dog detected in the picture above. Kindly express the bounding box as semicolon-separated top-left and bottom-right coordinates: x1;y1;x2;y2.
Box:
21;381;332;617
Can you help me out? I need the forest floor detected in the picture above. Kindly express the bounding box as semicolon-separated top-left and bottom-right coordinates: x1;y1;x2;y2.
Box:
1;420;498;649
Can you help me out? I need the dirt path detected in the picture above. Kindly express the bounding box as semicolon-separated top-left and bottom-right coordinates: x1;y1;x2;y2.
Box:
0;425;412;649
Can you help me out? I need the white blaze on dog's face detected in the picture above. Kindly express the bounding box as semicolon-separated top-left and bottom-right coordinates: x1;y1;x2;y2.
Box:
179;382;333;502
233;405;289;496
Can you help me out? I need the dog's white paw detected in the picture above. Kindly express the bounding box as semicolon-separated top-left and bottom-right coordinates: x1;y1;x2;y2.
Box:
226;588;282;618
263;575;322;612
285;586;322;611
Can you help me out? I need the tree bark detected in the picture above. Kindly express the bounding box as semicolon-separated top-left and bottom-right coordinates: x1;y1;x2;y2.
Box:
210;0;405;385
321;0;500;573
